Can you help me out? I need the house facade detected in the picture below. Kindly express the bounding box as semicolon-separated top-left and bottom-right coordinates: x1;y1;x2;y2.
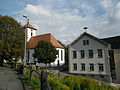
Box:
24;24;65;66
69;32;112;83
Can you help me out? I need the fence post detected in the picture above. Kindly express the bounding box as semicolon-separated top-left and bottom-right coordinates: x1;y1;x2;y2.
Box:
41;68;51;90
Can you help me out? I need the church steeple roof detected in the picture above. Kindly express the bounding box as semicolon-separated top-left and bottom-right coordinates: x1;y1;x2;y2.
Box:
24;24;37;30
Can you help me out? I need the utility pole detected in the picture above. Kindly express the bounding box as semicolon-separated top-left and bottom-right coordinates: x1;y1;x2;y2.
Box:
23;15;29;64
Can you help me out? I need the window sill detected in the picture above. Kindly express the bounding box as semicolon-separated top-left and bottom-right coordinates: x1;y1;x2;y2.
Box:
98;57;103;58
88;57;93;59
73;58;77;59
80;70;85;71
73;70;77;71
80;58;85;59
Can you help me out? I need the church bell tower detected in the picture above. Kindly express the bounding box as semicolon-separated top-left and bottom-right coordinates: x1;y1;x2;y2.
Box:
24;23;37;41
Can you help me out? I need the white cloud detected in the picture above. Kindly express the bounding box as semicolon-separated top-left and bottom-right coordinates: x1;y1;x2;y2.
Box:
25;4;51;16
18;4;93;44
100;0;113;9
17;1;120;45
81;2;96;15
91;1;120;38
109;2;120;21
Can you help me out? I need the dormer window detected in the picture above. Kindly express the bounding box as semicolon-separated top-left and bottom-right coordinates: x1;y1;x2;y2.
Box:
83;40;89;45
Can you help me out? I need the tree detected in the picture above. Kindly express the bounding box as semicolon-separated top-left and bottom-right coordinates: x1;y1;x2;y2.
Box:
0;15;25;66
33;40;56;90
33;40;58;65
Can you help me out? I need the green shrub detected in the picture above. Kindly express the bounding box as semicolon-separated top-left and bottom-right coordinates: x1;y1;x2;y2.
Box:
26;73;40;89
23;69;119;90
61;74;118;90
24;68;31;78
49;76;70;90
26;77;40;88
16;63;23;70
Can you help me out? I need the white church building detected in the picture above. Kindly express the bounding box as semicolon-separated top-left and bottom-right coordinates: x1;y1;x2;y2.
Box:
24;23;65;66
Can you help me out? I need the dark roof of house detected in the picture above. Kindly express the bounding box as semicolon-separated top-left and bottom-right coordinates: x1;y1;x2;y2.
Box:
28;33;64;49
101;36;120;49
70;32;109;46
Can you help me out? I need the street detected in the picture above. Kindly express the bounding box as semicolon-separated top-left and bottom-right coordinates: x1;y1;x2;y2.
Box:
0;67;23;90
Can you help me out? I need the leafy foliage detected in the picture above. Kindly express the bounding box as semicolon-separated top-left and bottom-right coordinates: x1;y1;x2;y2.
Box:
21;69;120;90
49;70;120;90
23;67;40;89
49;76;70;90
33;40;58;64
0;15;25;64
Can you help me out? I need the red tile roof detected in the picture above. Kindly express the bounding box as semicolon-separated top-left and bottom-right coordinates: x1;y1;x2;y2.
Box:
28;33;64;48
24;24;37;30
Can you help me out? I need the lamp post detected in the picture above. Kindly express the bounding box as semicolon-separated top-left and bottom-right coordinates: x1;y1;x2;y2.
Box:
23;15;29;64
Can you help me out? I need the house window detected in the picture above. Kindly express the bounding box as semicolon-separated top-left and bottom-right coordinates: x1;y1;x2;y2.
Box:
90;63;94;71
73;51;77;59
31;30;33;36
98;64;104;71
81;63;85;71
57;50;59;58
61;50;63;61
89;50;93;58
83;40;89;45
98;49;103;58
73;63;77;71
80;50;85;58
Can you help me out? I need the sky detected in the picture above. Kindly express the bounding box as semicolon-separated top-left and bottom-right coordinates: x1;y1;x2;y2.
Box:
0;0;120;45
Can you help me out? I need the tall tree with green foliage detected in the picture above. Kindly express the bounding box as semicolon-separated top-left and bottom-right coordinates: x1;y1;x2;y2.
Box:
33;40;57;90
0;15;25;66
33;40;58;65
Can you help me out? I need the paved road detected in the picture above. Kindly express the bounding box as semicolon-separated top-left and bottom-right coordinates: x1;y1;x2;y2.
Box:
0;67;23;90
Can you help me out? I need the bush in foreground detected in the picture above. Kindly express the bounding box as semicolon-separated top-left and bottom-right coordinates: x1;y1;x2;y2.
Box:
49;70;120;90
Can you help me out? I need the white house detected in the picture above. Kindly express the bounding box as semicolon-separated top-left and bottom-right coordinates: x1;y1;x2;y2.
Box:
69;32;112;83
24;24;65;66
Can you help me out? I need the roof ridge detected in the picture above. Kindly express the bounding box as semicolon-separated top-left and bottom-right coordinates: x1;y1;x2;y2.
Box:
70;32;110;46
33;33;51;37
